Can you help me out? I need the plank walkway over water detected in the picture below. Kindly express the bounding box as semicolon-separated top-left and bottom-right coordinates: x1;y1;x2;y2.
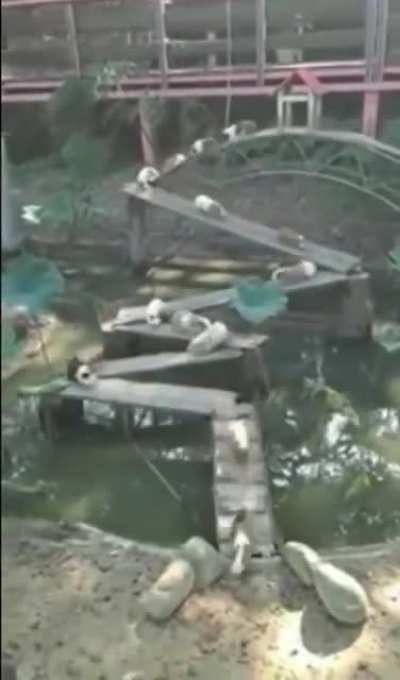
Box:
124;183;361;274
95;350;242;378
212;403;274;557
103;319;267;351
27;378;238;418
106;270;351;327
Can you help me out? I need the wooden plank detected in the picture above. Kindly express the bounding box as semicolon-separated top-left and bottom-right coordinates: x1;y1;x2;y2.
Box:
106;271;352;327
124;185;361;273
95;350;242;378
27;378;238;417
103;322;267;352
215;482;267;513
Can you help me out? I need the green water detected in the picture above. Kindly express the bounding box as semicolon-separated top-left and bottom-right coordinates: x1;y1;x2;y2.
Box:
3;320;400;550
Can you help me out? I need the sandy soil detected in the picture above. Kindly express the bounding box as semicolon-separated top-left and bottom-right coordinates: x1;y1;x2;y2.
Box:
2;519;400;680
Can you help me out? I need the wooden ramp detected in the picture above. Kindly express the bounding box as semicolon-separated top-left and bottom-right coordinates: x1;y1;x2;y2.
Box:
212;403;274;557
106;271;351;327
124;183;361;274
29;378;238;418
95;350;242;378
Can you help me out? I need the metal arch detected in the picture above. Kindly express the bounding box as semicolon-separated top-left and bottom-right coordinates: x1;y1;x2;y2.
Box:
189;127;400;213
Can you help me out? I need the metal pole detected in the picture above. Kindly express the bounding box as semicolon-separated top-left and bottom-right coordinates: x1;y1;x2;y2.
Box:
255;0;266;86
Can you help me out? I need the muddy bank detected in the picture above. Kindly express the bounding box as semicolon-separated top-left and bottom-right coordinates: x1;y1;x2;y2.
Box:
2;518;399;680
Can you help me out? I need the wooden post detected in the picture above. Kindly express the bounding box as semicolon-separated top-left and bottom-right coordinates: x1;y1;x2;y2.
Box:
362;90;380;138
255;0;266;86
127;195;149;270
363;0;388;137
139;97;157;166
65;3;81;76
154;0;169;88
336;273;372;339
207;31;217;69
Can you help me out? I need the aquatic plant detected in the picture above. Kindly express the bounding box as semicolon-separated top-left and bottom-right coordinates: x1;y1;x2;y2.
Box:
232;278;288;324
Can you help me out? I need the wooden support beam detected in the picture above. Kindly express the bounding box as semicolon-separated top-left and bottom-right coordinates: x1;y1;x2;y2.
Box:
255;0;266;86
154;0;168;88
362;90;380;137
138;97;156;166
64;2;80;75
365;0;389;82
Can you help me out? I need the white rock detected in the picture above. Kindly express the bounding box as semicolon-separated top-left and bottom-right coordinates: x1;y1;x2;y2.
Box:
312;560;369;625
140;558;194;621
136;166;160;189
181;536;225;589
282;541;320;586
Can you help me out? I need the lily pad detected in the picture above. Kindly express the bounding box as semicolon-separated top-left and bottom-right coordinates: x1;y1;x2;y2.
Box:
232;278;288;325
373;322;400;354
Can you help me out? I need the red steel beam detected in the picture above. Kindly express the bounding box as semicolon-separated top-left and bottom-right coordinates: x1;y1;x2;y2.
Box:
3;79;400;103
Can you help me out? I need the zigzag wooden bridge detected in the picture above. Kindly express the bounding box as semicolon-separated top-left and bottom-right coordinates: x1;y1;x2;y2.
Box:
19;369;275;559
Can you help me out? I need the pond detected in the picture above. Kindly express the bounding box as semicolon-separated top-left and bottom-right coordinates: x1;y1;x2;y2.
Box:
3;293;399;551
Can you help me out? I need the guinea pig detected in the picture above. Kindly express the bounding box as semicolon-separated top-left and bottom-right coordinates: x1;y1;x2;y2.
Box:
67;357;97;386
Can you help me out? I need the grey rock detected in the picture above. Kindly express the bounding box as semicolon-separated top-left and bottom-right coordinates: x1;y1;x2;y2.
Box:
181;536;225;589
282;541;320;586
312;560;369;625
140;558;194;621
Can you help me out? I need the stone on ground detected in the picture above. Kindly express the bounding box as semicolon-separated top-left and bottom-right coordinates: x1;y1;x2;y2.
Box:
282;541;320;586
312;560;369;625
181;536;226;589
140;558;195;621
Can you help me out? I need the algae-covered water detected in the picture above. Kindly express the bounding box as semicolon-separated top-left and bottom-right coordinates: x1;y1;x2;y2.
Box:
3;294;399;550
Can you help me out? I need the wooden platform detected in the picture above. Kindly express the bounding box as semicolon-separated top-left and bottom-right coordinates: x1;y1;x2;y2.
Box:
105;271;351;328
124;183;361;274
212;403;274;557
23;378;239;418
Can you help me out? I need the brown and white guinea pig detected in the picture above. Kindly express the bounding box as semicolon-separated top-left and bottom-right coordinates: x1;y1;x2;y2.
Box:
222;120;258;142
67;357;97;387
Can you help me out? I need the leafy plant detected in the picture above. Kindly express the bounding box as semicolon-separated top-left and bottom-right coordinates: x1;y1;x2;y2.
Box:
39;133;109;241
231;278;288;324
48;76;97;148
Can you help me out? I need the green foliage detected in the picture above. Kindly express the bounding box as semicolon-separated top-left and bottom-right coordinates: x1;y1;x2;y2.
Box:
61;133;108;186
232;278;288;324
1;321;19;360
48;76;97;148
40;134;109;239
179;99;216;145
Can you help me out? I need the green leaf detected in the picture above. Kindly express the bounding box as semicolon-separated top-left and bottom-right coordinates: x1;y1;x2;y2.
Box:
232;278;288;325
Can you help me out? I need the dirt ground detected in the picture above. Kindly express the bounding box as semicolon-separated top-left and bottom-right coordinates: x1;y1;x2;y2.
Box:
2;518;400;680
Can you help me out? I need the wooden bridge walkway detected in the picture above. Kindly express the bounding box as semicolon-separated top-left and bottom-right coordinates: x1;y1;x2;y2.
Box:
124;183;361;274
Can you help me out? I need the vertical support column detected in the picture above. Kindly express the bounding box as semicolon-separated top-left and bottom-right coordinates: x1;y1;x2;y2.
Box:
65;3;81;76
207;31;217;69
255;0;267;86
127;195;149;271
362;90;380;138
154;0;169;88
139;97;156;166
363;0;388;137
